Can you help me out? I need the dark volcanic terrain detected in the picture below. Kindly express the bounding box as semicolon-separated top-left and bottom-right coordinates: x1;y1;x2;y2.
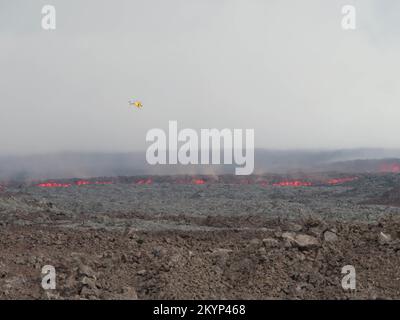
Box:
0;173;400;299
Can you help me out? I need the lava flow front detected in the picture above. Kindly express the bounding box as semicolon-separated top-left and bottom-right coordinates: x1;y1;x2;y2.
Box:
34;175;361;188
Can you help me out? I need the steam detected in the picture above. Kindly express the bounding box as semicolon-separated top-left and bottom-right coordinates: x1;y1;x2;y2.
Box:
2;149;400;182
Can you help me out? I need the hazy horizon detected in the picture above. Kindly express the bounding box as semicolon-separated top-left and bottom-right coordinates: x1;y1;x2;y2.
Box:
1;148;400;181
2;147;400;158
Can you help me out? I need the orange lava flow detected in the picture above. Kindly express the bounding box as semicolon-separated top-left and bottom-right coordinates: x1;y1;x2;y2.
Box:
327;177;358;185
272;180;312;187
35;176;360;188
37;182;72;188
136;179;153;185
193;179;206;185
380;163;400;173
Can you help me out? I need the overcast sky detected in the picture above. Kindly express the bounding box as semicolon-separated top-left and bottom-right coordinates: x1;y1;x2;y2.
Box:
1;0;399;155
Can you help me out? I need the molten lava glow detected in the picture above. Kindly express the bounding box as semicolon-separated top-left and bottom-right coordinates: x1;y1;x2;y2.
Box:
76;180;90;186
327;177;358;185
35;176;360;188
272;180;312;187
136;179;153;185
193;179;205;185
380;163;400;173
37;182;72;188
37;180;114;188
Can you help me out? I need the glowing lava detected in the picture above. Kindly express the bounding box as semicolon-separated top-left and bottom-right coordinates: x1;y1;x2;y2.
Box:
136;179;153;185
38;180;114;188
76;180;90;186
272;180;312;187
37;182;72;188
379;163;400;173
327;177;358;185
35;176;360;188
193;179;206;185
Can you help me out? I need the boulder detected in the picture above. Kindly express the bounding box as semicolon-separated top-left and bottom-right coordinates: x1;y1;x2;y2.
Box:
379;232;392;244
78;264;97;279
294;234;319;249
323;231;338;243
262;238;280;248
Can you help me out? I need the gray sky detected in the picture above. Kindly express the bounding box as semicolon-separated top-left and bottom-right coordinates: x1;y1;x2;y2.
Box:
1;0;399;155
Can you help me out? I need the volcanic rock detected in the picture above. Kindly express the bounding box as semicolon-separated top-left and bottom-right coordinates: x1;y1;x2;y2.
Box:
286;223;303;232
248;238;262;248
282;232;319;249
263;238;280;248
294;234;319;248
211;248;232;267
323;230;338;243
117;286;138;300
78;264;97;279
137;269;147;276
379;232;392;244
81;276;97;290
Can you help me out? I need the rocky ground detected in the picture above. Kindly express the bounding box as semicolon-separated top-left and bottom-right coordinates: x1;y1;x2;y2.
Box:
0;173;400;299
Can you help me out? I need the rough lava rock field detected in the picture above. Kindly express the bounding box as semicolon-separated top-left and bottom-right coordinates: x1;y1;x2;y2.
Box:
1;173;400;299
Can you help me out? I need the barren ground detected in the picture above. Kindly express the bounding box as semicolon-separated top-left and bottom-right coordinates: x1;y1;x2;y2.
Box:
0;173;400;299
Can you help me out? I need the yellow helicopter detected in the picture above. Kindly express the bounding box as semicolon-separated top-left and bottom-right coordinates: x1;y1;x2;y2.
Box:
128;99;143;109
